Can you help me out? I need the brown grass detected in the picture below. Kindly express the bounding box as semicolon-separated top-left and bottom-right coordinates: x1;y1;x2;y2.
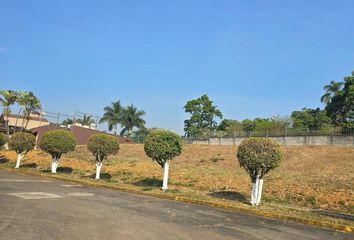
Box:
1;144;353;214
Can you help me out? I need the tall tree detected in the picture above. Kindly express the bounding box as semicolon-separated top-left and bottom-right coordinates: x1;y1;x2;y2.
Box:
325;70;354;127
0;90;18;137
321;80;344;104
76;114;95;126
291;108;332;131
99;100;124;135
120;104;146;136
16;91;41;131
184;94;223;137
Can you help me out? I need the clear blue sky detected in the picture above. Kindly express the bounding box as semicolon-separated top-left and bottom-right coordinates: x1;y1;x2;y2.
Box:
1;0;354;134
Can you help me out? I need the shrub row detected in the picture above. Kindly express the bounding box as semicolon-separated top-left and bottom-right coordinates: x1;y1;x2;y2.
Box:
3;130;282;205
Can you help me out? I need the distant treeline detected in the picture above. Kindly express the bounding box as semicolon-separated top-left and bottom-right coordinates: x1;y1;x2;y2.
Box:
184;70;354;138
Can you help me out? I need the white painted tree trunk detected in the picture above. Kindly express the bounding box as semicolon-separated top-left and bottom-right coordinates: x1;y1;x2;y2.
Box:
162;160;170;191
95;161;103;179
256;179;264;205
4;143;9;150
51;157;59;173
250;178;258;206
15;153;24;168
250;177;264;206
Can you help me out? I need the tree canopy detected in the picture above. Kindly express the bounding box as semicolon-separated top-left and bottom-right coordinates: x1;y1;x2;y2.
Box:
184;94;223;137
325;70;354;128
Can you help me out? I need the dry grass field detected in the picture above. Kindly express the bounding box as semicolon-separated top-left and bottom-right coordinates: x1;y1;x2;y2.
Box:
1;144;353;215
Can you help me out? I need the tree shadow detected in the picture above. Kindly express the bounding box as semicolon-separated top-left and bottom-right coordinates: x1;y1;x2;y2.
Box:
208;191;248;204
39;167;74;174
21;163;37;168
312;210;354;221
86;172;112;179
133;178;163;188
0;155;9;164
57;167;73;174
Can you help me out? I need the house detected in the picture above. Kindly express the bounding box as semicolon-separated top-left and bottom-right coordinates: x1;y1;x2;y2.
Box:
30;124;132;146
0;113;50;133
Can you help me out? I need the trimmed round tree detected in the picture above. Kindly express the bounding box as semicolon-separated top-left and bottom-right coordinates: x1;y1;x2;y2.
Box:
144;129;183;190
237;138;282;206
0;133;7;148
8;132;36;168
87;134;119;179
40;130;76;173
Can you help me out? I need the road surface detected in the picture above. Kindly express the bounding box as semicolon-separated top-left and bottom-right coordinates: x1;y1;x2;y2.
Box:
0;170;352;240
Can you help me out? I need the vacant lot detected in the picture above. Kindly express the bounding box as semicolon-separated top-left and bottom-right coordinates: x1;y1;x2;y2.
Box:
0;144;353;215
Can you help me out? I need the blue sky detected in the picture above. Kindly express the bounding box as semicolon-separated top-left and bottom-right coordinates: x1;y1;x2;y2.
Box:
1;0;354;134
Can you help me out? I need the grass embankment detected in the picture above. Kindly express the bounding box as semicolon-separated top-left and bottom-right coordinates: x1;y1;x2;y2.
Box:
0;144;353;232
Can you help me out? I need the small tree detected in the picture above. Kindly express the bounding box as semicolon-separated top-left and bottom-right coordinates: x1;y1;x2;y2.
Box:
0;133;8;149
144;129;183;190
237;138;282;206
87;134;119;179
40;130;76;173
8;132;36;168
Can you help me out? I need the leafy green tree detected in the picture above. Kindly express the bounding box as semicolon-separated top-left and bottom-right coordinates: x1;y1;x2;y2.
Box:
237;138;282;206
16;91;41;131
241;119;256;134
131;127;150;143
0;133;7;148
0;90;18;138
217;119;238;131
87;134;119;179
99;100;124;135
321;80;344;104
184;94;223;137
291;108;332;132
8;132;36;168
76;114;95;126
325;70;354;127
40;130;76;173
144;129;182;190
120;104;146;136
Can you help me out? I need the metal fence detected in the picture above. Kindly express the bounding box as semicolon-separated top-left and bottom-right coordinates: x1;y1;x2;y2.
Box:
185;127;354;141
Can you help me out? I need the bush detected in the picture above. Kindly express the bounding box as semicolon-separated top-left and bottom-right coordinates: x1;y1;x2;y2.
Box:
87;134;119;161
87;134;119;180
0;133;7;147
237;137;282;206
144;129;183;167
237;137;282;178
144;129;183;190
8;132;36;154
40;130;76;158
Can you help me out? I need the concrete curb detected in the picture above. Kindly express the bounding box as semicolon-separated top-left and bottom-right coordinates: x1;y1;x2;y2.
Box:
1;166;352;233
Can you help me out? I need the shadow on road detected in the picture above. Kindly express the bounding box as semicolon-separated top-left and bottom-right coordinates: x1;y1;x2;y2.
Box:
208;191;248;204
133;178;162;187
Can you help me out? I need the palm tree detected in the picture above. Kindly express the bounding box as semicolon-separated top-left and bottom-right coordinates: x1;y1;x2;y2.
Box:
0;90;18;137
99;100;124;135
62;118;74;127
120;104;146;136
16;91;41;131
76;114;95;126
321;80;344;104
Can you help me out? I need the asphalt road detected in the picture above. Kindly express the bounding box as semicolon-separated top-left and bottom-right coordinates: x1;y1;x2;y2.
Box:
0;170;352;240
